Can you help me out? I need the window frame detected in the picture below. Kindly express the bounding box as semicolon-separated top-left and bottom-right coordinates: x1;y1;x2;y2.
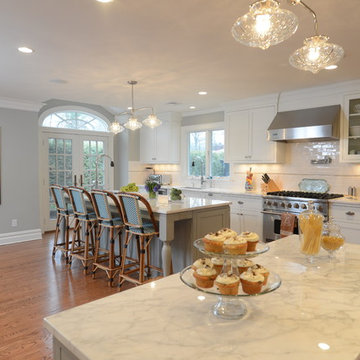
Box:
181;122;230;179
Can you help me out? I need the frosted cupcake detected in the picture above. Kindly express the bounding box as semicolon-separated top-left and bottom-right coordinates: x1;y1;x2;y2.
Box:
192;258;213;271
219;228;237;239
211;257;225;274
240;231;259;251
193;265;217;288
251;264;269;285
203;231;226;253
236;258;254;274
240;269;264;295
223;236;247;255
215;272;240;296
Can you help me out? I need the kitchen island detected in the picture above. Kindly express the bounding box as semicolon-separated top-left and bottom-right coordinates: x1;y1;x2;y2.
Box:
44;235;360;360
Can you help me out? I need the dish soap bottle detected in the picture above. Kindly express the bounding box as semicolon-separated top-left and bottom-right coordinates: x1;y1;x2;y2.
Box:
245;167;253;191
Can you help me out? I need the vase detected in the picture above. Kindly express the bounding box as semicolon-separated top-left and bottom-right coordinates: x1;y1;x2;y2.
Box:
148;191;156;199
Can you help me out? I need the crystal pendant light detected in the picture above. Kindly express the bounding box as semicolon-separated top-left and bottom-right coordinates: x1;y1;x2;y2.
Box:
109;120;124;134
143;114;162;129
109;80;161;134
232;0;298;50
124;116;142;130
288;0;344;73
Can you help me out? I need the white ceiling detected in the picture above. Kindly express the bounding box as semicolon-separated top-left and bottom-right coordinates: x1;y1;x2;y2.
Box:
1;0;359;115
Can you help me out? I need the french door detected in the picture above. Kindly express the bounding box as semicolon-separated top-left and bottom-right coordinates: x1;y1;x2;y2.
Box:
41;130;113;231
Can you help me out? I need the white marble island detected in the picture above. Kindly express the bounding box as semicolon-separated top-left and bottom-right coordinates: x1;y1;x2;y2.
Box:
44;235;360;360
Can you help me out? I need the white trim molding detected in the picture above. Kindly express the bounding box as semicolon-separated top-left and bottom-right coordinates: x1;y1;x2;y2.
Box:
0;96;44;112
0;229;42;246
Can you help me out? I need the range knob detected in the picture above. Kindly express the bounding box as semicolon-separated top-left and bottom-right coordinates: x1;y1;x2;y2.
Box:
293;203;299;209
317;205;323;212
301;204;307;209
267;201;272;206
280;202;285;208
273;201;278;207
287;203;292;209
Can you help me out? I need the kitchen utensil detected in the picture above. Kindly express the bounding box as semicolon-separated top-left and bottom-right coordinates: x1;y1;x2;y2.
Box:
262;173;270;184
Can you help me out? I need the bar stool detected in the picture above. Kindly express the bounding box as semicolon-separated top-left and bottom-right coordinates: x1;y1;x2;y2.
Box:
49;185;74;263
91;190;124;286
67;186;98;274
117;192;163;288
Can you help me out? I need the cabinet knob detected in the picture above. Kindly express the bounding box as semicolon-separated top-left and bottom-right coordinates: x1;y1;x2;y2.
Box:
346;211;355;216
237;201;244;205
152;157;156;160
208;193;213;197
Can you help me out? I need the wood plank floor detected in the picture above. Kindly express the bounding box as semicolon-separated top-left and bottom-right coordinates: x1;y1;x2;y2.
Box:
0;233;134;360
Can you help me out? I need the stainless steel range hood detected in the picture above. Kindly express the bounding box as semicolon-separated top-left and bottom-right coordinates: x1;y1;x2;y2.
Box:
267;105;341;142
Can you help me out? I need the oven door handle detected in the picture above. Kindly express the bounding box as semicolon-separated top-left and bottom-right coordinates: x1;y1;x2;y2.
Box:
261;210;286;216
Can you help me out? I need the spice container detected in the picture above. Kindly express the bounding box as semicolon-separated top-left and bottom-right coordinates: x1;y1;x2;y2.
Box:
298;200;324;263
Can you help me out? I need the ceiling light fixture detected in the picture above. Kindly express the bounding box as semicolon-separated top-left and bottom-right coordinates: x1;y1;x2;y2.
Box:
189;106;196;110
18;46;33;54
198;91;207;95
96;0;114;3
109;81;162;134
325;64;338;70
288;0;344;74
232;0;298;50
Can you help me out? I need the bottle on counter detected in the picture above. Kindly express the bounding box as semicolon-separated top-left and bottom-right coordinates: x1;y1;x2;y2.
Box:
245;167;253;191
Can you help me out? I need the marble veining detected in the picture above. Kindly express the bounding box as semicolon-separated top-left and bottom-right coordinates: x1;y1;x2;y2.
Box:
44;236;360;360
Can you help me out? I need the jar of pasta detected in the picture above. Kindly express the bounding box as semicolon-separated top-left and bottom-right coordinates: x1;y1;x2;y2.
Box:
321;217;345;261
298;201;324;263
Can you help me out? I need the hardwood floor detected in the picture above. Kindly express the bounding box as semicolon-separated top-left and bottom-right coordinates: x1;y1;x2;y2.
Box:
0;232;134;360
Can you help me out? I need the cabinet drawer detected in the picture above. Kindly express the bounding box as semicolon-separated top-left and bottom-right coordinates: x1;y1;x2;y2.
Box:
331;206;360;223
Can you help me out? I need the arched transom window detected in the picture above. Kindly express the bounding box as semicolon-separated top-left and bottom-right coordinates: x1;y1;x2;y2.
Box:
42;111;109;132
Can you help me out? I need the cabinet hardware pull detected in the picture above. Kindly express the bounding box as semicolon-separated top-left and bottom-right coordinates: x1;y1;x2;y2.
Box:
208;193;213;196
237;201;244;205
346;211;355;216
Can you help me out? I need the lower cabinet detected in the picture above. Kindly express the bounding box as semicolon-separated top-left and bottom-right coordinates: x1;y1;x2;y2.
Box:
329;202;360;244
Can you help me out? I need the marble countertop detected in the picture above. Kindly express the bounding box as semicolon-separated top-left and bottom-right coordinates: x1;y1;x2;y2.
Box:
44;235;360;360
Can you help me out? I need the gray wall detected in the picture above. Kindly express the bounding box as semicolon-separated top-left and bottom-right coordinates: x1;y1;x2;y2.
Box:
182;111;224;126
0;108;40;233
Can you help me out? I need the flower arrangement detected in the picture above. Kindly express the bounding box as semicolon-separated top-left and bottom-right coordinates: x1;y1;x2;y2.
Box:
145;180;161;199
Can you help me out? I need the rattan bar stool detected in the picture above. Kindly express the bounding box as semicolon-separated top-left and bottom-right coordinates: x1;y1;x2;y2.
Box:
49;185;74;263
117;192;163;288
67;186;98;274
91;190;125;286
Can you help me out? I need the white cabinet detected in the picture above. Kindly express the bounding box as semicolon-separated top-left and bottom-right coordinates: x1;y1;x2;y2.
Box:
225;105;285;163
140;112;181;164
329;202;360;244
340;94;360;163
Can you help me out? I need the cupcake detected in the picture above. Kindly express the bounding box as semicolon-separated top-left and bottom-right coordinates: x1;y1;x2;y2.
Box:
203;231;225;253
240;269;264;295
192;258;213;271
219;228;237;239
223;236;247;255
211;257;225;274
215;272;240;295
240;231;259;251
236;258;254;274
251;264;269;285
193;265;217;288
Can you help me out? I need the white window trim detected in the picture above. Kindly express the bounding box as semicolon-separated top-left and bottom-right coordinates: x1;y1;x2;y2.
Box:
181;122;230;180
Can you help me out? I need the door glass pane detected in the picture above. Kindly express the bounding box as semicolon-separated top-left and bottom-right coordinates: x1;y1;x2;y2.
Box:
64;139;72;154
65;156;72;170
210;130;230;177
49;138;56;153
188;131;206;176
56;139;64;153
57;155;64;170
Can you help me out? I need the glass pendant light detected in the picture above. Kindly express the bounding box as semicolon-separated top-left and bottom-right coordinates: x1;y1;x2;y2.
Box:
109;120;124;134
143;114;162;129
124;116;142;131
232;0;298;50
289;0;344;73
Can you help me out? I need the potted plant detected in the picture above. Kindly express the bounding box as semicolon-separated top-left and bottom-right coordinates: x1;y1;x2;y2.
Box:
145;180;161;199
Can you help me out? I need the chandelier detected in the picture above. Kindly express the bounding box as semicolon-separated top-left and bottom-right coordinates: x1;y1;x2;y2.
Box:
109;81;162;134
232;0;344;73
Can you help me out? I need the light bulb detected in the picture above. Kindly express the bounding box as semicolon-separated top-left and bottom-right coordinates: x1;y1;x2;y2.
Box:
143;114;162;129
255;14;271;35
307;47;320;61
124;116;142;131
109;121;124;134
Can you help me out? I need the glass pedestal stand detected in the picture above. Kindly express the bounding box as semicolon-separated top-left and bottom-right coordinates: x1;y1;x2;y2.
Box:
212;296;247;320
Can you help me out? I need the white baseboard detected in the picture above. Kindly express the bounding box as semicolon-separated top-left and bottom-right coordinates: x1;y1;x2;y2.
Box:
0;229;42;246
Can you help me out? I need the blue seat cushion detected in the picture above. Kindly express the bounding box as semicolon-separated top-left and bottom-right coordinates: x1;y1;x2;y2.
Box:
100;217;123;227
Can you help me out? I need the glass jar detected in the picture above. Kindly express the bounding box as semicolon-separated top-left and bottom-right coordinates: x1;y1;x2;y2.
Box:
298;201;324;263
321;217;345;260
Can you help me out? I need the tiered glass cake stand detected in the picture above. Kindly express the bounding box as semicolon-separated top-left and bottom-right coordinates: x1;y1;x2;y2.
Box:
180;239;281;320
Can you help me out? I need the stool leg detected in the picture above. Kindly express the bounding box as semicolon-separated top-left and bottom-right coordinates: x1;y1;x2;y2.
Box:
92;225;103;279
146;237;151;278
83;221;90;274
52;213;61;257
118;231;130;288
65;216;70;264
108;227;115;287
69;218;79;267
139;236;145;284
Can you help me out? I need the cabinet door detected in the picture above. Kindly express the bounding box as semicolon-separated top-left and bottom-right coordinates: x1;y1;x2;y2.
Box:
230;212;242;234
225;110;251;162
140;125;156;163
242;211;263;237
155;120;170;163
251;106;277;162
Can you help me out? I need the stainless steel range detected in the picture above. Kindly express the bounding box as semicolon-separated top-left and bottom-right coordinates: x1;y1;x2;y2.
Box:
262;191;343;242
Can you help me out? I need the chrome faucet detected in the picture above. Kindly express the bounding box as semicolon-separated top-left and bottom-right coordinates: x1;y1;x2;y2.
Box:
191;156;206;187
94;154;114;189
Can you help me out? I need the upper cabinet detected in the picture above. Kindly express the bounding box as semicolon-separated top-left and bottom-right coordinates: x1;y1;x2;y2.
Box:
225;105;285;163
140;112;181;164
340;94;360;163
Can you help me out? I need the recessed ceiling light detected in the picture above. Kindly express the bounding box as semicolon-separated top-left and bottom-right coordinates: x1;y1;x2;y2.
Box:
18;47;33;54
96;0;113;2
189;106;196;110
127;106;133;110
325;64;338;70
198;91;207;95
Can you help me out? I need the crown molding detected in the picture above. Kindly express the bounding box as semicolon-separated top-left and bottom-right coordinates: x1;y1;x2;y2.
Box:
0;96;44;112
182;106;224;117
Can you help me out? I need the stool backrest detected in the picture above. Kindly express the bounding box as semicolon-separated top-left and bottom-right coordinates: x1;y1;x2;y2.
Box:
118;192;158;232
91;190;123;222
50;185;68;212
68;186;94;216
